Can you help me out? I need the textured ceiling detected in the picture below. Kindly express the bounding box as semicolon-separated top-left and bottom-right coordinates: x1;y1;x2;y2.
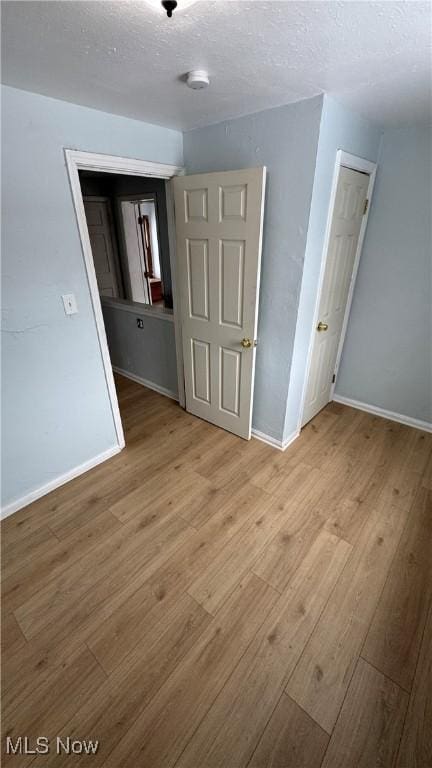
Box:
1;1;431;130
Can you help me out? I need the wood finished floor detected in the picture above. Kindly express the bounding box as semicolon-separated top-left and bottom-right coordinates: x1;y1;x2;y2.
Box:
1;374;431;768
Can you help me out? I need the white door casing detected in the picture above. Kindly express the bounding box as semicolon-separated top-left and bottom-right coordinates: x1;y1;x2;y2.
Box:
83;198;120;298
173;168;266;439
65;150;184;459
302;166;370;426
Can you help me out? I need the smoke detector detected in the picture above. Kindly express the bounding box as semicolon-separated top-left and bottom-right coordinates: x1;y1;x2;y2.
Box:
186;70;210;90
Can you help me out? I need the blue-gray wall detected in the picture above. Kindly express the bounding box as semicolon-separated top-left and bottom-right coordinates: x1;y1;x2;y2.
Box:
4;82;427;513
102;303;178;397
284;96;383;440
335;124;432;424
1;85;183;509
184;96;323;441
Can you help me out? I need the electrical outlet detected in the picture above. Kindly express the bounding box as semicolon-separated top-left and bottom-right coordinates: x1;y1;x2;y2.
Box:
62;294;78;316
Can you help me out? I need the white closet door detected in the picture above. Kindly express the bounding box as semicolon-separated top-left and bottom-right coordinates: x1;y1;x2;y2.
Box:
302;166;370;426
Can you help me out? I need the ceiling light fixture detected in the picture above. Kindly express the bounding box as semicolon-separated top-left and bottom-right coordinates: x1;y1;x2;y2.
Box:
143;0;198;18
161;0;177;16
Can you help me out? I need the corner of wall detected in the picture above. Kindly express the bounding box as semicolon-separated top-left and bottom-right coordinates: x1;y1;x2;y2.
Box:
281;97;327;442
282;96;383;441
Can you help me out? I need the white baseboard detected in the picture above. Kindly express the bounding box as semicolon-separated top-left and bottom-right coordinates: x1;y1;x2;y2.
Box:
1;444;122;520
112;366;179;402
252;429;284;450
282;429;301;451
333;395;432;433
252;428;300;452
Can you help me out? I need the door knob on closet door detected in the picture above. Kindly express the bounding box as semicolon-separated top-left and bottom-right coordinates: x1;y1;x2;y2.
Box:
317;321;329;332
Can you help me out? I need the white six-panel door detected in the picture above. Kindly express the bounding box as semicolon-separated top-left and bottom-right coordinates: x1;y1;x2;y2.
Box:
173;168;266;439
302;166;370;426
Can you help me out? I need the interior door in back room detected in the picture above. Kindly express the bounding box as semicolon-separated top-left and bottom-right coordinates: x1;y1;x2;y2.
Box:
173;168;266;440
302;166;370;426
83;197;121;298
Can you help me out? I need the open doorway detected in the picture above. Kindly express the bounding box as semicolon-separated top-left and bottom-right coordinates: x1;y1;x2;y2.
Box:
65;151;185;452
119;198;163;305
77;169;179;443
79;171;174;309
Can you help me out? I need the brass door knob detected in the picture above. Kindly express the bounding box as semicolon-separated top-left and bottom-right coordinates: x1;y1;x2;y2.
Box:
317;321;329;332
241;338;254;348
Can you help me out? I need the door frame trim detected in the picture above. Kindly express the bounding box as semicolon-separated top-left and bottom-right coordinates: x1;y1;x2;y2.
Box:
64;149;185;450
299;149;377;429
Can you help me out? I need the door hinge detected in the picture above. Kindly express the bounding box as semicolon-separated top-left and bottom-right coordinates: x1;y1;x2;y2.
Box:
363;198;369;215
332;373;336;383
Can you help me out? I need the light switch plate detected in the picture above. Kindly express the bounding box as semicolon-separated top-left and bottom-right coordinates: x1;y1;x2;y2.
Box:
62;293;78;315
